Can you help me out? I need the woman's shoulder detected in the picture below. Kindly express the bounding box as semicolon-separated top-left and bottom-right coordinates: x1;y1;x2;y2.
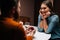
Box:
51;12;59;18
50;14;59;22
51;14;59;19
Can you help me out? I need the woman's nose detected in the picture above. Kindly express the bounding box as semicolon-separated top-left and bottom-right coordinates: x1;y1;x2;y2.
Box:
41;9;45;12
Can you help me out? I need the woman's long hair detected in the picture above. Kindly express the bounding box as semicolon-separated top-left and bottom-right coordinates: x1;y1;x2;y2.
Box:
41;1;56;16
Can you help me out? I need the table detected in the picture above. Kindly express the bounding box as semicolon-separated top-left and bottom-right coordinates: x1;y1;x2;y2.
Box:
23;25;51;40
33;27;51;40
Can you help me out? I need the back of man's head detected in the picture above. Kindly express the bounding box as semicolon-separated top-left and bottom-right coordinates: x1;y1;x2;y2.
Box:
0;0;17;17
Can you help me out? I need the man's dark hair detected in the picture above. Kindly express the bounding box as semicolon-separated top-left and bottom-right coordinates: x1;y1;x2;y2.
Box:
0;0;18;17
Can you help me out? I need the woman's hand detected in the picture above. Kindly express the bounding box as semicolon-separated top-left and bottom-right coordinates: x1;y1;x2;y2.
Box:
43;19;48;32
40;19;48;32
40;11;50;19
40;20;44;28
25;26;36;36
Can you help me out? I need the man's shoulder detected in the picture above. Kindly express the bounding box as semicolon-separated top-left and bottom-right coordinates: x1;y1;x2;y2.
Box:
2;19;19;28
10;20;19;27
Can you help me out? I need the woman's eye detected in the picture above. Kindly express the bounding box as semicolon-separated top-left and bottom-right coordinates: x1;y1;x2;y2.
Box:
40;7;46;9
43;8;46;9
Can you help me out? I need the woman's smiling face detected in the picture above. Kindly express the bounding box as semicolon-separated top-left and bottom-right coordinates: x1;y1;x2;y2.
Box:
39;3;51;18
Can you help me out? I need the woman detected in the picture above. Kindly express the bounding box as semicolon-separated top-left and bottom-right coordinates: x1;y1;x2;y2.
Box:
38;0;60;40
0;0;33;40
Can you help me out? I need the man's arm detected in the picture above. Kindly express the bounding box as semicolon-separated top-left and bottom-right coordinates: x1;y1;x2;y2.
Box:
18;23;33;40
